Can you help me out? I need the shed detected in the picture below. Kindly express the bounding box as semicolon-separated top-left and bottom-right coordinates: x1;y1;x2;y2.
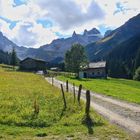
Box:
79;61;107;78
20;57;46;71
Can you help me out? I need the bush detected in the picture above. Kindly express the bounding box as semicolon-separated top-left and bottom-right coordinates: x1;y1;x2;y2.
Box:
133;67;140;81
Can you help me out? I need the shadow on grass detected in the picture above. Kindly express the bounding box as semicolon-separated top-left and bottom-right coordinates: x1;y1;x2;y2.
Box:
82;115;104;134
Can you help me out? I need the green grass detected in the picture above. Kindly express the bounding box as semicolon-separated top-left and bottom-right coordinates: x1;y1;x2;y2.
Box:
0;64;134;139
57;76;140;104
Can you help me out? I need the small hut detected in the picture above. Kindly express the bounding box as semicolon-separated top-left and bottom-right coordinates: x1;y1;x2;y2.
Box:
20;57;46;71
79;61;107;78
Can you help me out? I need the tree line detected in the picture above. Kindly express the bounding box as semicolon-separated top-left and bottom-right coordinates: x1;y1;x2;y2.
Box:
0;47;19;68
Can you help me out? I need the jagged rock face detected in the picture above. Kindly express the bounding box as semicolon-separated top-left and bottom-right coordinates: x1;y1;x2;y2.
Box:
40;28;102;60
0;28;102;61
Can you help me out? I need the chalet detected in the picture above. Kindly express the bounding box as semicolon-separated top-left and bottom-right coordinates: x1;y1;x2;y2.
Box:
20;57;46;71
79;61;107;78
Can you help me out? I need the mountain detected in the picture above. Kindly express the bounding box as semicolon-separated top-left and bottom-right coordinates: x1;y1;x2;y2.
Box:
0;50;11;64
104;30;112;37
0;28;102;62
86;13;140;61
40;28;102;62
0;32;17;52
0;32;28;59
1;13;140;66
107;34;140;78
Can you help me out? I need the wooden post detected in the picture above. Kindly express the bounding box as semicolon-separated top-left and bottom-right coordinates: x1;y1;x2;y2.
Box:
85;90;90;117
66;80;69;92
73;83;76;102
60;84;67;108
77;84;82;105
52;76;54;86
34;99;39;115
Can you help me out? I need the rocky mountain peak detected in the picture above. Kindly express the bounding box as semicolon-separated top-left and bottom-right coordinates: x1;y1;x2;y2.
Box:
84;29;88;35
88;28;100;35
0;31;3;36
72;31;77;37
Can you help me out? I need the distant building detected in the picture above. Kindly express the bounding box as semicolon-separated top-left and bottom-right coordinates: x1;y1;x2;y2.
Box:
20;57;46;71
50;67;60;71
79;61;107;78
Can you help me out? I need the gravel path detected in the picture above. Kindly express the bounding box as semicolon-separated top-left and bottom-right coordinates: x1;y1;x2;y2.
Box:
45;77;140;135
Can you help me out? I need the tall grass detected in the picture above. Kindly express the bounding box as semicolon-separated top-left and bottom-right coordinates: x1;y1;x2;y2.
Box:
0;64;133;139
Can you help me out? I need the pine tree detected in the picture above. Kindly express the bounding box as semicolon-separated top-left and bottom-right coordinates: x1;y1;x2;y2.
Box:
134;48;140;71
10;47;17;69
133;67;140;81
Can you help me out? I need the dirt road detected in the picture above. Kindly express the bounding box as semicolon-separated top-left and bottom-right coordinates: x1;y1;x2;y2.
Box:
45;77;140;135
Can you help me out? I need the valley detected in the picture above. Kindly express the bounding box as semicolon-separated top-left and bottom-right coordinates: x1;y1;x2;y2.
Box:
0;65;135;139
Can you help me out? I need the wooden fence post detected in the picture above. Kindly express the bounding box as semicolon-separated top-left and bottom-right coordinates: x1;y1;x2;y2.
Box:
66;80;69;92
77;84;82;105
60;84;67;109
73;83;76;102
85;90;90;117
34;99;39;115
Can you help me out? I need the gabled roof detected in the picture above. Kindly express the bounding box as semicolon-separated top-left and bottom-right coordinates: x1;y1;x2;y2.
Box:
20;57;46;63
88;61;106;69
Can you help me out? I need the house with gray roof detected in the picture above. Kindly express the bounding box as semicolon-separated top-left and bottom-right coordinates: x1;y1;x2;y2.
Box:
79;61;107;78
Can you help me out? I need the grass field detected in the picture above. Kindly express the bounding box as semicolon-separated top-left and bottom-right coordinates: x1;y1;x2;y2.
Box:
57;76;140;104
0;65;134;139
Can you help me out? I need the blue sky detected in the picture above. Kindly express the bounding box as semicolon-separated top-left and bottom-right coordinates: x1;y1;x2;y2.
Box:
13;0;27;6
0;0;140;48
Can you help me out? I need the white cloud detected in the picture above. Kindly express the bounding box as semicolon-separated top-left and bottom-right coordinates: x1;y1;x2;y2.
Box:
97;0;140;28
34;0;105;30
0;21;58;48
0;0;140;48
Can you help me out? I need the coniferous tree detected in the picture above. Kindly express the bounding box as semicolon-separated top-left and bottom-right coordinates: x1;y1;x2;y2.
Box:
10;47;17;69
133;67;140;81
134;48;140;71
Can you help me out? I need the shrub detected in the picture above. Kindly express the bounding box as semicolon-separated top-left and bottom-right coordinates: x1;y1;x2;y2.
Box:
133;67;140;81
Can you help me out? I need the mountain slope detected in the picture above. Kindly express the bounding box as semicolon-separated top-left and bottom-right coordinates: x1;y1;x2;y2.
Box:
40;28;102;62
0;28;102;62
86;13;140;61
0;50;11;64
0;32;28;59
0;32;18;52
107;34;140;78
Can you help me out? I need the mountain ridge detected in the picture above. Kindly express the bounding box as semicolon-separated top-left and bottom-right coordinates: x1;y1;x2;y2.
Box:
0;13;140;65
85;13;140;61
0;27;102;62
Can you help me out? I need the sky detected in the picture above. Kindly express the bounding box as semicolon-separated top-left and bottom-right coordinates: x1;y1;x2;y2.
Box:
0;0;140;48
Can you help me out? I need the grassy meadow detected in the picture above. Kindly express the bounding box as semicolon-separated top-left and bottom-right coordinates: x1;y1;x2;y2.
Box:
57;76;140;104
0;64;134;139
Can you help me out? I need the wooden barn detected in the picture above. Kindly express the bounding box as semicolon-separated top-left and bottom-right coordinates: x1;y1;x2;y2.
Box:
20;57;46;71
79;61;107;78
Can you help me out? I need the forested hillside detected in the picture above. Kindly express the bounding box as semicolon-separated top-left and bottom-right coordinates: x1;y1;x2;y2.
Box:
86;14;140;62
0;50;11;64
107;34;140;78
